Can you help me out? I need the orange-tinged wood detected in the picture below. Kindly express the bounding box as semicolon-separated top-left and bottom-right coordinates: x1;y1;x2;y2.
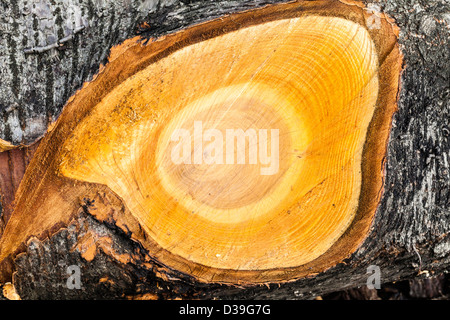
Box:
0;0;402;284
0;139;15;152
61;16;377;270
2;282;20;300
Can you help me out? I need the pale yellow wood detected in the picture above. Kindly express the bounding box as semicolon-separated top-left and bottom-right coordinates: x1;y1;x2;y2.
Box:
58;16;379;270
0;0;402;285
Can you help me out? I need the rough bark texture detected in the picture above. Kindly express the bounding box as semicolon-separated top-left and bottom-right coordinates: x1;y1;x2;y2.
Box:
0;0;449;299
0;0;176;144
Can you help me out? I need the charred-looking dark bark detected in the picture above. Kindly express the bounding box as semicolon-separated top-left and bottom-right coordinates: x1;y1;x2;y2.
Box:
0;0;449;300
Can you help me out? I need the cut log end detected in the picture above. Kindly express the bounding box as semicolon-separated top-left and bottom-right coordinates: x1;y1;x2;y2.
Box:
0;0;402;285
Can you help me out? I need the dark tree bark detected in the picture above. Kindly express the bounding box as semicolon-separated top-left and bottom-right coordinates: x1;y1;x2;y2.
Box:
0;0;449;300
